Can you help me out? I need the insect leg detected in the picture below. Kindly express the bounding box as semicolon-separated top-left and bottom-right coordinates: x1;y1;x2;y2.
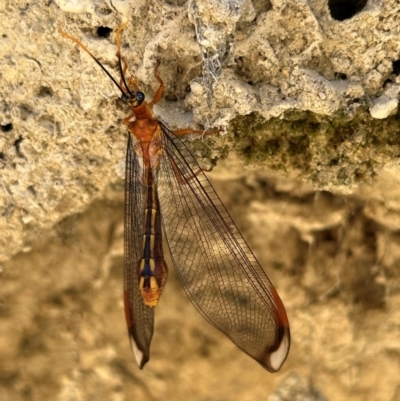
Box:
124;111;137;126
115;21;130;59
149;61;165;106
173;127;222;138
173;128;204;137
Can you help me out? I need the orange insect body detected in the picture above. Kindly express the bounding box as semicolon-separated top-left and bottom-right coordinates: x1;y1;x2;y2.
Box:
126;107;169;307
59;21;290;373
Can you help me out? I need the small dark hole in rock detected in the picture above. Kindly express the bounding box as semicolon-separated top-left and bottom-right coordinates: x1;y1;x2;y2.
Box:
164;0;187;5
95;5;113;16
165;93;178;102
251;0;273;14
14;136;24;158
1;123;13;132
383;78;392;87
335;72;347;80
392;60;400;76
328;0;368;21
38;86;54;97
97;26;112;38
27;185;37;197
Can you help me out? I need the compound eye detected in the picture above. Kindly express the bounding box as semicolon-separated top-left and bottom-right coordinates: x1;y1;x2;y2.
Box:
136;91;145;104
121;93;129;102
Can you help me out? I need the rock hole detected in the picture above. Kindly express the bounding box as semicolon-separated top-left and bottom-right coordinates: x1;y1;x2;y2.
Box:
392;60;400;75
164;0;187;5
27;185;37;197
95;4;112;16
14;136;24;158
96;26;112;38
251;0;272;14
1;123;13;132
37;86;54;97
334;72;347;80
328;0;368;21
165;93;178;102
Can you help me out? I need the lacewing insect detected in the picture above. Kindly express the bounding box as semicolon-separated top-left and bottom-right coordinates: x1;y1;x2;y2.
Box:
58;21;290;372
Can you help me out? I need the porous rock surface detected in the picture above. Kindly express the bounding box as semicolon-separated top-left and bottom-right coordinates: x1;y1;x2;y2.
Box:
1;1;400;401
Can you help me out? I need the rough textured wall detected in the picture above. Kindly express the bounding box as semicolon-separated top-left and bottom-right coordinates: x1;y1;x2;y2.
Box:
1;1;400;401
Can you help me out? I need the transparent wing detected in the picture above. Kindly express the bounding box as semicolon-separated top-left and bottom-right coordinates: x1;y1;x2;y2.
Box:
155;124;290;372
124;133;154;368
